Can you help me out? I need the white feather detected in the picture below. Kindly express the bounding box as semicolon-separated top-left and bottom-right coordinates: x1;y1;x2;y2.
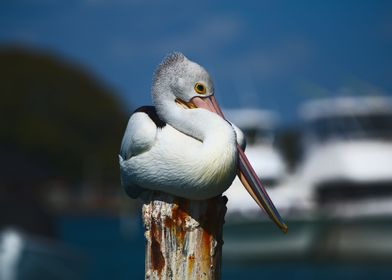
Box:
119;53;239;200
120;112;157;160
120;108;237;200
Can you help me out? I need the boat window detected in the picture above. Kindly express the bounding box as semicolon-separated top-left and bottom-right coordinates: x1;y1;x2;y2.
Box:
243;128;274;145
305;113;392;142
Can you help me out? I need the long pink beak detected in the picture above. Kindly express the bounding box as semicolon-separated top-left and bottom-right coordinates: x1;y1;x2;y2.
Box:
191;95;288;233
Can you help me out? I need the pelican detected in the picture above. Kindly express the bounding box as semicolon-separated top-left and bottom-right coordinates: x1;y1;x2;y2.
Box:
119;53;287;233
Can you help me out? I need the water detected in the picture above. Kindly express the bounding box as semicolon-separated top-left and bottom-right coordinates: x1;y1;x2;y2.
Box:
57;215;145;280
57;216;392;280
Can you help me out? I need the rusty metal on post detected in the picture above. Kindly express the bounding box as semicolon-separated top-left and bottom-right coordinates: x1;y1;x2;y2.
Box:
142;191;227;280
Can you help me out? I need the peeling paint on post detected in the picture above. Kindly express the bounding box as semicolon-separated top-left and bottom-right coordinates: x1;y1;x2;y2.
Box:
143;192;227;280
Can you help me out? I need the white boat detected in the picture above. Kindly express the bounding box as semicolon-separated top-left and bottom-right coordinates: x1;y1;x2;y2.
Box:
223;108;288;217
296;96;392;216
223;97;392;262
222;108;317;261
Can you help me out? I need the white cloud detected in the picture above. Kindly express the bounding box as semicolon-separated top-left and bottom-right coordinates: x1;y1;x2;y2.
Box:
298;79;390;99
107;15;244;62
219;38;313;82
156;15;243;54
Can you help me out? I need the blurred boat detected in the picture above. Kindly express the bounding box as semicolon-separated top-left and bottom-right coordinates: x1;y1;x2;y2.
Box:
297;96;392;216
223;108;288;216
223;97;392;262
0;229;86;280
222;108;315;261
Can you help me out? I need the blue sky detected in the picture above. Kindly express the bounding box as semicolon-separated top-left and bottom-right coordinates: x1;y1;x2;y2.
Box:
1;0;392;125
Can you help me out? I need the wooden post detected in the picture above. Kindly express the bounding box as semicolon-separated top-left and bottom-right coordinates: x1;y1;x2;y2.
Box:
142;192;227;280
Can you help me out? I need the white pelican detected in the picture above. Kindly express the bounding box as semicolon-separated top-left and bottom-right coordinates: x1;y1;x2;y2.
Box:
119;53;287;233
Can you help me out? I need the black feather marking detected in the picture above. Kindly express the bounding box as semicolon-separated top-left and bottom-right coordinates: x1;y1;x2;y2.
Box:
134;106;166;128
124;184;147;199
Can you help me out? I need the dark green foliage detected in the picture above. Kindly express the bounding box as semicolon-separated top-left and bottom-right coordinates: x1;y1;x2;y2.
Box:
0;46;129;185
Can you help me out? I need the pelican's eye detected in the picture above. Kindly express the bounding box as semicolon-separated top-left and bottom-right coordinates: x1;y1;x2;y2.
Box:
194;83;206;94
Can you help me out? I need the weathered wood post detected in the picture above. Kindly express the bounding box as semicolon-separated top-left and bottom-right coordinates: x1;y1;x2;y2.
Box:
142;191;227;280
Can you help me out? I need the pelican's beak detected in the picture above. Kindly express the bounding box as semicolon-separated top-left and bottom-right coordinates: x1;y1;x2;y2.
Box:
190;95;288;233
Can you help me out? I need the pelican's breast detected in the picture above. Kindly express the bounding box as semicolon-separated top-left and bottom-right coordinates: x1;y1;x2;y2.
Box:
126;124;236;199
120;106;238;200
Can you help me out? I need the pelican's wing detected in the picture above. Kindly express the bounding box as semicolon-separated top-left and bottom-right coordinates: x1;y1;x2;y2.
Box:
119;106;165;198
120;106;165;160
229;121;246;151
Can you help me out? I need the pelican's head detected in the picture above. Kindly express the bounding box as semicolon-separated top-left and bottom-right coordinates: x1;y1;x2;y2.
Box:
152;52;223;122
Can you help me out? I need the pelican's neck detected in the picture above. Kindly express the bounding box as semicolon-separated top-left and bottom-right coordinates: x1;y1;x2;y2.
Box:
153;100;238;198
156;100;236;148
